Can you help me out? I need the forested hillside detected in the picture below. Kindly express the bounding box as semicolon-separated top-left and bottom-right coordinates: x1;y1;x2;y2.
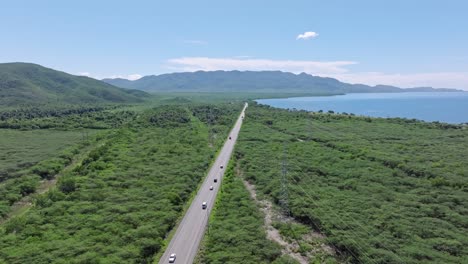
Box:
231;103;468;263
0;63;147;106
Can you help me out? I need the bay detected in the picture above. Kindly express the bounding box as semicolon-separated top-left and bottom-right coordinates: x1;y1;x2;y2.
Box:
256;92;468;124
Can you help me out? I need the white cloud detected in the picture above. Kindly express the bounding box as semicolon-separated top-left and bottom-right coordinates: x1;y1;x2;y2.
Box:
296;31;318;40
327;72;468;90
167;57;356;75
76;72;142;81
107;74;143;81
126;74;143;80
166;56;468;90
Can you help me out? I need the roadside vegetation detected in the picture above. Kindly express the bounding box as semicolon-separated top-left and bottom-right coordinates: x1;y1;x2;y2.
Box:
233;103;468;263
0;102;241;263
198;163;295;264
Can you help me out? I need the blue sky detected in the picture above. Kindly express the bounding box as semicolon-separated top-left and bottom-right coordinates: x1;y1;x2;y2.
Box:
1;0;468;89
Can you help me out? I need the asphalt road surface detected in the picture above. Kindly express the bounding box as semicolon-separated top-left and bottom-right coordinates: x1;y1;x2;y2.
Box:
158;103;248;264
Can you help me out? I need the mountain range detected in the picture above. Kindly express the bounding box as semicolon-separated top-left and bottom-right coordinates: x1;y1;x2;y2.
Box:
0;63;462;107
0;63;148;106
103;70;462;94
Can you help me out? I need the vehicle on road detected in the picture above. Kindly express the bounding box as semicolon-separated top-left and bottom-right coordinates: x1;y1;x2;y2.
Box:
209;186;214;190
229;136;232;140
169;253;176;263
220;165;224;169
214;178;218;183
202;202;207;209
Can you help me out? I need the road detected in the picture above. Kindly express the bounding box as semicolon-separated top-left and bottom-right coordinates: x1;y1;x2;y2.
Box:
158;103;248;264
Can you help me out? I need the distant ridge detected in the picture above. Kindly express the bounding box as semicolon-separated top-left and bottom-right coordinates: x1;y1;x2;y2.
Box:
103;70;463;94
0;62;148;106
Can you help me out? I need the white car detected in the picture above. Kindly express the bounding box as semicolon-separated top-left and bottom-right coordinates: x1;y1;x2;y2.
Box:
202;202;207;209
209;186;214;190
169;253;176;263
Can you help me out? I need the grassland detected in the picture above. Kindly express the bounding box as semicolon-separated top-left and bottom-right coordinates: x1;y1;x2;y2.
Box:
0;129;102;219
0;129;95;178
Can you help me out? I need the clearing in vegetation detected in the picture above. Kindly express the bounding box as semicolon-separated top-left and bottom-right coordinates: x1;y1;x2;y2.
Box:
243;178;339;264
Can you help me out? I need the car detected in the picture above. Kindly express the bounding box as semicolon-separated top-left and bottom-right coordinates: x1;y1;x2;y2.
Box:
229;136;232;140
220;165;224;169
202;202;207;209
169;253;176;263
214;178;218;183
209;186;214;190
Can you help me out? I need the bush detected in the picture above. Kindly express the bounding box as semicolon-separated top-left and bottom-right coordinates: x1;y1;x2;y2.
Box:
58;176;76;194
31;159;66;179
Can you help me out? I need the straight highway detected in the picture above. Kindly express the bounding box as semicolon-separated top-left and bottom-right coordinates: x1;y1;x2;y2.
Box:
158;103;248;264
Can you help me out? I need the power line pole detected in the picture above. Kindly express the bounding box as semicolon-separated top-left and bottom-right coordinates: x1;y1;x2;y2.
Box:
279;142;290;218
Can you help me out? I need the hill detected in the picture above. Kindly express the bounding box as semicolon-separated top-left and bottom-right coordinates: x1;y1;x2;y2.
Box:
0;63;148;106
102;70;462;94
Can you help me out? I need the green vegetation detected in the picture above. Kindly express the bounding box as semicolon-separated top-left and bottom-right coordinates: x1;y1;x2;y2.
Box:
0;129;93;178
146;92;328;105
234;103;468;263
0;62;147;107
0;103;241;263
0;105;138;129
2;85;466;264
199;163;286;264
0;129;99;218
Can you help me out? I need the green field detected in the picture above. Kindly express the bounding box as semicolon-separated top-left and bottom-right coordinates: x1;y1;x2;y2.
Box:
0;129;94;179
0;129;101;218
